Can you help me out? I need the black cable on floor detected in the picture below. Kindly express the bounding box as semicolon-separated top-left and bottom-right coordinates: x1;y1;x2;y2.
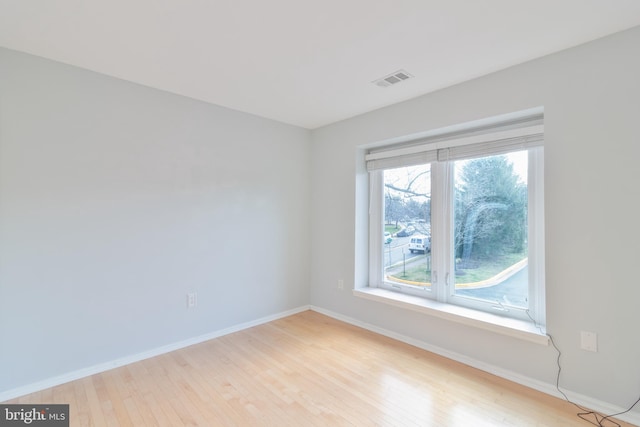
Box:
526;310;639;427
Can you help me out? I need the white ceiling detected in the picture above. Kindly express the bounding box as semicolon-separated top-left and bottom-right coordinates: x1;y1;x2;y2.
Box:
1;1;640;129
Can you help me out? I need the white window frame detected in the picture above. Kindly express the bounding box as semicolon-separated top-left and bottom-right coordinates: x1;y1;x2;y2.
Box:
366;112;545;327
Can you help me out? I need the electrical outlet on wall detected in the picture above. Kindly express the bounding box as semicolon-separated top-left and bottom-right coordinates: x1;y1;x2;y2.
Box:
580;331;597;352
337;279;344;290
187;292;197;308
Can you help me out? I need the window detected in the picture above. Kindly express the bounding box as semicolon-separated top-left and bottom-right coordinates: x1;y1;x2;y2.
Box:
366;112;545;325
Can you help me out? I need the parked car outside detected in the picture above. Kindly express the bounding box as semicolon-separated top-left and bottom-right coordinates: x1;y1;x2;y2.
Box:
409;235;431;253
396;226;415;237
384;232;393;244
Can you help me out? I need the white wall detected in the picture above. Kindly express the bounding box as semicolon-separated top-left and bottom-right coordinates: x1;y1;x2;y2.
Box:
0;48;311;394
310;26;640;419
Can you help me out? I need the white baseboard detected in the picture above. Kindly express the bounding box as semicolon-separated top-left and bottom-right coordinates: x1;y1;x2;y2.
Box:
309;305;640;426
0;305;310;403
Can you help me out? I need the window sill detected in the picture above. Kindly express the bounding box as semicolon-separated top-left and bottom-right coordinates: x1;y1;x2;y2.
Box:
353;288;548;345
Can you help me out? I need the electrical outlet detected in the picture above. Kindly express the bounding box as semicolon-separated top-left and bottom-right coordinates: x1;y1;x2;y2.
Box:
580;331;597;352
337;279;344;290
187;292;197;308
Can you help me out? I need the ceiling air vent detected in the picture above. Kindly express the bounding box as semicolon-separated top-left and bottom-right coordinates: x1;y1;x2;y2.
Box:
373;70;413;87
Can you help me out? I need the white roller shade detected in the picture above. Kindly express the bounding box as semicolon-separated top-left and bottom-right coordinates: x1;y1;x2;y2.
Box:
366;115;543;171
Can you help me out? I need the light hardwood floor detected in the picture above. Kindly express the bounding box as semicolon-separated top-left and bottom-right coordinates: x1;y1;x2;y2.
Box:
5;310;634;426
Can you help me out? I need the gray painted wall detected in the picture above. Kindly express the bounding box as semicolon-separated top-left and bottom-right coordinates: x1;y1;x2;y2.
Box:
310;26;640;415
0;48;311;393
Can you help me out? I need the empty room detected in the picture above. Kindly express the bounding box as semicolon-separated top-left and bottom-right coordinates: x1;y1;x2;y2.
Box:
1;2;640;426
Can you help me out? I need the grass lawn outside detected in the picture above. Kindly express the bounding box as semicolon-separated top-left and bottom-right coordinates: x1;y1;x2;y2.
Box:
388;252;526;286
385;224;402;234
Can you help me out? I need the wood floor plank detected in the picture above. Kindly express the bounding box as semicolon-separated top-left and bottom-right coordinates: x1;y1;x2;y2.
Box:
3;310;635;426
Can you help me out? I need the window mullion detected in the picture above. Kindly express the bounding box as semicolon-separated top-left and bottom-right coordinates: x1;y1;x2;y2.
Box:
431;161;453;302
